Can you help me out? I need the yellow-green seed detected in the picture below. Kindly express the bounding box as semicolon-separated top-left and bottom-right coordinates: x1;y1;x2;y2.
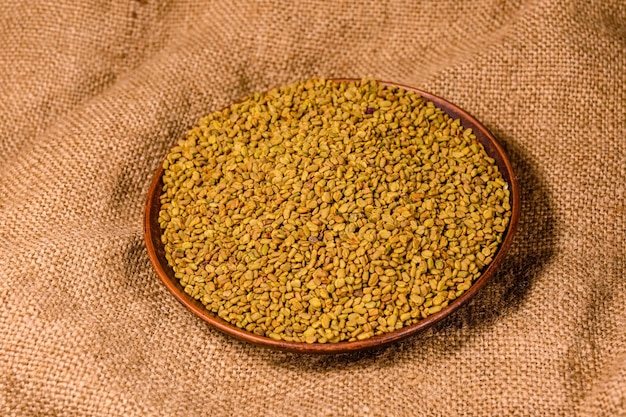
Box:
309;297;322;309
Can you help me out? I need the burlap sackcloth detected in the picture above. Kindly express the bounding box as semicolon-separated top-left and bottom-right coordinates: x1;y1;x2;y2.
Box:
1;1;624;416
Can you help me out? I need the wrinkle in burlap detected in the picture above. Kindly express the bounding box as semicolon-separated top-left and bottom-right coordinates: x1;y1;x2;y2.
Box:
1;1;624;416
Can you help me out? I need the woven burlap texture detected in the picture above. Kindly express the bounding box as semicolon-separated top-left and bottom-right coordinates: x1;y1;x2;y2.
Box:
1;1;624;416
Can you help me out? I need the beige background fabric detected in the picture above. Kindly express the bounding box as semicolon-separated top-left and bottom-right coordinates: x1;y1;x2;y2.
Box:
1;1;625;415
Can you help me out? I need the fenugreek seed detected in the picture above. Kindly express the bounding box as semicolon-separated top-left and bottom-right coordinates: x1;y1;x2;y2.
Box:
306;222;319;232
309;297;322;309
357;331;373;340
400;312;412;322
410;294;424;306
321;314;331;329
353;305;367;314
432;294;445;306
428;305;443;315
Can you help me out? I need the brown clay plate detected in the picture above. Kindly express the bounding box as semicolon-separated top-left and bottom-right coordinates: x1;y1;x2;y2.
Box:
144;80;520;354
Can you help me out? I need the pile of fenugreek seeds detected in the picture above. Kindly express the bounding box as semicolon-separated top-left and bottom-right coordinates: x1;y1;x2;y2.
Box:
158;79;511;343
